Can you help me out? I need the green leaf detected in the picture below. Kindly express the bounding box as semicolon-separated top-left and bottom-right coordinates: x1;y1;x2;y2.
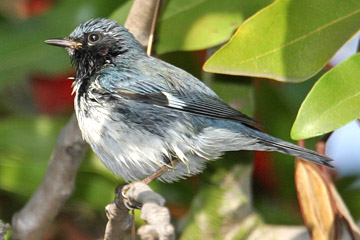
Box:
155;0;273;54
204;0;360;82
291;53;360;140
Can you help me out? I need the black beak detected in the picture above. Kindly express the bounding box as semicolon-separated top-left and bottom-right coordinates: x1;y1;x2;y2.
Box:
45;38;82;48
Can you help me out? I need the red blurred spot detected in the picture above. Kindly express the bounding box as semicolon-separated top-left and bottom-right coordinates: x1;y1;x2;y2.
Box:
31;73;75;115
25;0;53;17
253;151;278;193
193;50;207;66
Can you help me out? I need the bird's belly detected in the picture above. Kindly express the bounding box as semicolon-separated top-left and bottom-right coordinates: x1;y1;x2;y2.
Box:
75;102;173;181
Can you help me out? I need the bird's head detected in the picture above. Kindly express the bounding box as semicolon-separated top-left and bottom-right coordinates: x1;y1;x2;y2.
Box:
45;18;145;79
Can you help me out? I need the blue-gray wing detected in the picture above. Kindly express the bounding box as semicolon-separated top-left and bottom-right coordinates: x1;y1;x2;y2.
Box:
114;88;263;128
96;64;263;128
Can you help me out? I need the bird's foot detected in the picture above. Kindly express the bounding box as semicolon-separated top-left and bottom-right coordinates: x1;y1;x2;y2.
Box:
114;184;140;210
120;159;180;210
117;183;140;210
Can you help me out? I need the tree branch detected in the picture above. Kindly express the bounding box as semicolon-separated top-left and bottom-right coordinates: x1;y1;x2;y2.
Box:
10;114;88;240
104;185;132;240
124;0;162;47
125;182;174;240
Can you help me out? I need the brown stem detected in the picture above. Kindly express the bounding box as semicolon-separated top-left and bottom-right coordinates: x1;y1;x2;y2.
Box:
146;0;162;56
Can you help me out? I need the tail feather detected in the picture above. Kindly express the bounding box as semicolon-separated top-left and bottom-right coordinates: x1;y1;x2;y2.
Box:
259;137;334;169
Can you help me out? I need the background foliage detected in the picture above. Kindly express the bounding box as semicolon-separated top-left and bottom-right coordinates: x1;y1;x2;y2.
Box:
0;0;359;238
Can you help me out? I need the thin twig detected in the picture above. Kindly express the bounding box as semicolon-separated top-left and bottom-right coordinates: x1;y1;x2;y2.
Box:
131;209;136;240
147;0;162;56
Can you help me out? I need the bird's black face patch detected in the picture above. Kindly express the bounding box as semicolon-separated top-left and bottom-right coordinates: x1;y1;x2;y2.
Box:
64;18;145;80
69;32;119;79
72;31;115;58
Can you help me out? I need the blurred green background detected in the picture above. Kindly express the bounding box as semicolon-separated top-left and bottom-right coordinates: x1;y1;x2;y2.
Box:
0;0;359;239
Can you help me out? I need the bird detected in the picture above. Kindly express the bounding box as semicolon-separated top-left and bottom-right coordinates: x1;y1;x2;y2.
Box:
45;18;333;183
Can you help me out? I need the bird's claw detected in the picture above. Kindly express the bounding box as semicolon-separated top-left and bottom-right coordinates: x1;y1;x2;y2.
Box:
120;182;142;210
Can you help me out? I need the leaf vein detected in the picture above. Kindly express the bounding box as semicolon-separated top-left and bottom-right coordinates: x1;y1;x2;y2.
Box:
315;91;360;124
238;8;360;64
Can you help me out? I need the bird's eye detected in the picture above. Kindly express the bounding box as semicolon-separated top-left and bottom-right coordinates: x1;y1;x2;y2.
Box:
88;33;100;43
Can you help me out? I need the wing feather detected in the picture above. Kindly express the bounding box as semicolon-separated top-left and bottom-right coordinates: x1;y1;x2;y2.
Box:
115;88;263;128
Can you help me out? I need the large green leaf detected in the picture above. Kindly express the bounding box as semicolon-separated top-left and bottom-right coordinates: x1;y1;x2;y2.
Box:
204;0;360;82
0;0;127;89
155;0;273;54
291;53;360;140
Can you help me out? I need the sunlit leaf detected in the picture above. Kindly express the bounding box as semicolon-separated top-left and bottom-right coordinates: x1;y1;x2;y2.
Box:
291;53;360;140
204;0;360;82
155;0;273;54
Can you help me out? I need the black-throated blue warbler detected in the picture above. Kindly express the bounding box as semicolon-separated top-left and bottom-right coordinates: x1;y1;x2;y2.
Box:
45;18;333;182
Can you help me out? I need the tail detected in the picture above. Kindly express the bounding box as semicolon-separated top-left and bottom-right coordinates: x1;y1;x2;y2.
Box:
257;134;334;169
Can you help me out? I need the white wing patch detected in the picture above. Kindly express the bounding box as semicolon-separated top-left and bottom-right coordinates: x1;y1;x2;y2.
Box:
162;92;186;109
